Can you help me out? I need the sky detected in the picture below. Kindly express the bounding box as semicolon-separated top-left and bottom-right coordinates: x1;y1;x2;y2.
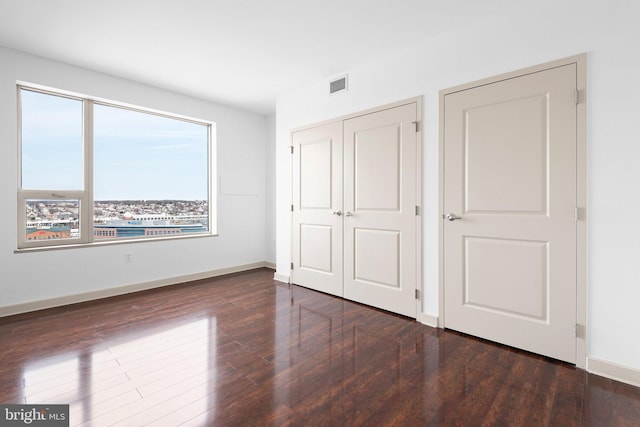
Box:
21;89;210;201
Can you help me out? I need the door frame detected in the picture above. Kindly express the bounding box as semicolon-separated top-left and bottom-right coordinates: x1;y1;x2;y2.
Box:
290;96;423;319
438;54;587;367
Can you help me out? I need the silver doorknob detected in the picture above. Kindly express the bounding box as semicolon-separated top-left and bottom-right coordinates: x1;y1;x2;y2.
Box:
333;211;342;216
344;211;352;217
446;213;461;221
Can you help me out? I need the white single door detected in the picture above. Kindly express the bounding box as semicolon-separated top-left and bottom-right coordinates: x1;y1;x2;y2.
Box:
443;64;577;363
291;122;343;296
343;103;418;318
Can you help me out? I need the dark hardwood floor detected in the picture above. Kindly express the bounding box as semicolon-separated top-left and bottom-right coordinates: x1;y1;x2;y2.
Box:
1;268;639;426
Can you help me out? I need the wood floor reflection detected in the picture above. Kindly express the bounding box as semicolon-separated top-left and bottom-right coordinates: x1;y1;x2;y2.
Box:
1;268;639;426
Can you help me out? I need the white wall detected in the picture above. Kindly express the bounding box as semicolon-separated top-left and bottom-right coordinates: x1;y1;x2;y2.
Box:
0;46;267;310
265;115;276;264
275;1;640;373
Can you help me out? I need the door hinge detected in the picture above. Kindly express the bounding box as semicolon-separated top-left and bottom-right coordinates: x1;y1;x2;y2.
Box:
291;204;294;212
290;262;294;270
574;323;585;338
574;207;579;221
573;89;584;105
415;289;420;300
412;121;420;132
290;146;294;154
415;205;420;216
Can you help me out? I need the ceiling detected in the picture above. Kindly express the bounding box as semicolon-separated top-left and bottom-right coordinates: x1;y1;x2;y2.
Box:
0;0;531;115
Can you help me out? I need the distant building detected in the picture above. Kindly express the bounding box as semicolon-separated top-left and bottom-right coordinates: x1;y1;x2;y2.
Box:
94;219;206;239
94;228;117;238
26;227;71;241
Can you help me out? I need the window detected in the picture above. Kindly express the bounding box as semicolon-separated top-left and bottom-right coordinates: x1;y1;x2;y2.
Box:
18;85;215;249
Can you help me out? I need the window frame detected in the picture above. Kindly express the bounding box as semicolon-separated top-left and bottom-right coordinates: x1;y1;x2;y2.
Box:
17;84;216;250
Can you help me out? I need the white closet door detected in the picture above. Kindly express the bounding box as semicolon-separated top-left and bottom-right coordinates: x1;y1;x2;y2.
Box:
443;64;577;363
343;103;418;318
291;121;343;297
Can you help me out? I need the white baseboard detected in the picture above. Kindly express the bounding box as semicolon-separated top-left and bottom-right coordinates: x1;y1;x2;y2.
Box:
264;261;276;269
419;312;439;328
0;261;273;318
273;272;290;284
587;357;640;388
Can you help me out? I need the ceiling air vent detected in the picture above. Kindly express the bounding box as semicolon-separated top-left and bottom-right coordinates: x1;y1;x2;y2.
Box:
329;75;348;94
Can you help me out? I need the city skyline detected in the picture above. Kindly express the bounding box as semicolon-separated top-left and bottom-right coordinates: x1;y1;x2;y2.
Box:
25;199;209;240
27;199;209;219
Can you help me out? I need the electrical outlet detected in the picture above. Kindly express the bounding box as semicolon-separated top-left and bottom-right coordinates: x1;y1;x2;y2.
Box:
124;253;133;263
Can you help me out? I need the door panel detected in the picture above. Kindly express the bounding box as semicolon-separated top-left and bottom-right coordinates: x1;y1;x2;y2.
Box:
465;94;548;213
354;228;400;288
354;124;401;211
443;64;577;362
344;103;417;317
300;225;333;273
292;122;343;296
300;139;333;209
464;237;548;320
